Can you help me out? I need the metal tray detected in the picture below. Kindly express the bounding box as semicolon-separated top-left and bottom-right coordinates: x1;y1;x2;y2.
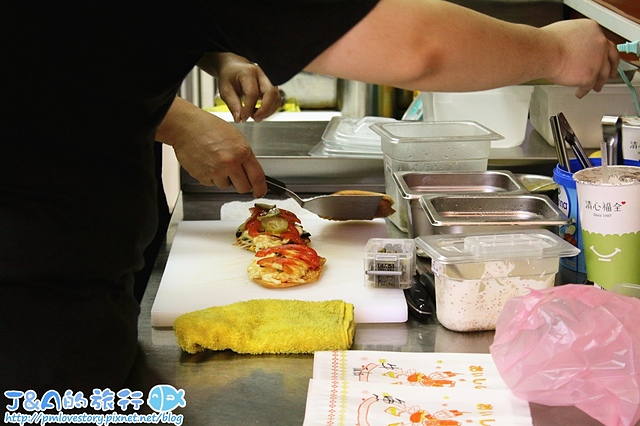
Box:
415;193;569;236
395;170;527;196
394;170;529;237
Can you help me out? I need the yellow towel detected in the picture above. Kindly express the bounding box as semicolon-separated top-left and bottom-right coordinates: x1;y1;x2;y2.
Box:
174;299;355;355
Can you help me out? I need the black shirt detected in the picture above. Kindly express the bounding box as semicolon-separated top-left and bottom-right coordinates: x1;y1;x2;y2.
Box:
1;0;379;392
1;0;379;287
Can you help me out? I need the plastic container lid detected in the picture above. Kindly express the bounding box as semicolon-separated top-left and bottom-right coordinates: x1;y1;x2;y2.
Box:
414;229;580;264
370;120;502;143
371;120;499;160
610;283;640;298
321;116;396;149
308;140;383;159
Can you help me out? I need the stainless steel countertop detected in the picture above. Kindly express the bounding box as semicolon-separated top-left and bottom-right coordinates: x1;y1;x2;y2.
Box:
136;192;619;426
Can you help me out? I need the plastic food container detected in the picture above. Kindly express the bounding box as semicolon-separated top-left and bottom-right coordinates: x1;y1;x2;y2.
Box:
610;283;640;299
364;238;415;289
416;193;569;236
529;72;640;148
622;116;640;162
370;121;500;231
415;229;581;332
393;170;529;238
309;116;395;158
422;85;534;148
322;116;395;150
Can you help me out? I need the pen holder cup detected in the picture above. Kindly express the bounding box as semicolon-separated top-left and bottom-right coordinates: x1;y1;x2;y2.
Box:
553;158;640;273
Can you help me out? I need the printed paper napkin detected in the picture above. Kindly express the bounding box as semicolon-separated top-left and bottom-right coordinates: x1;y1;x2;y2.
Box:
304;350;532;425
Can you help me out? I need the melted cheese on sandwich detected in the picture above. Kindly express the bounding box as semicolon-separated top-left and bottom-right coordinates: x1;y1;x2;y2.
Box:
236;224;308;252
247;256;310;285
236;231;286;252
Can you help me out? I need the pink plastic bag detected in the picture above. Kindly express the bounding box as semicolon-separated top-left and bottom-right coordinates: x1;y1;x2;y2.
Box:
490;284;640;426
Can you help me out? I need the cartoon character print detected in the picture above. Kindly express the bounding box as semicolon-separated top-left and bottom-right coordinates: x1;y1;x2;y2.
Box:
357;392;465;426
404;370;461;388
355;362;384;382
354;359;463;388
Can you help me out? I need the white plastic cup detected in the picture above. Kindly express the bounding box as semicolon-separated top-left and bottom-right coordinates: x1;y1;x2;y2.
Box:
573;165;640;289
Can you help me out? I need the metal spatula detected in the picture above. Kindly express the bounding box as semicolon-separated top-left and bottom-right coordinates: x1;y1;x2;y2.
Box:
265;176;384;221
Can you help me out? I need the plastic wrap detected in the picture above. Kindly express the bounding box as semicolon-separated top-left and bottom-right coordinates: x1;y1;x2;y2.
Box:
490;284;640;426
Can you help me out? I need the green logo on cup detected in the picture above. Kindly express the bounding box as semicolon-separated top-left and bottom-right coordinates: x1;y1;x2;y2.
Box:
582;230;640;288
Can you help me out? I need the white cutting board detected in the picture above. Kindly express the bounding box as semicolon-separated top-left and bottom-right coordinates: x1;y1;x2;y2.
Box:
151;219;409;327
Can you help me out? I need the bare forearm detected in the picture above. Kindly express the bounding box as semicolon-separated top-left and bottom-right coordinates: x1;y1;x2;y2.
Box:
155;97;222;146
307;0;617;97
154;96;266;197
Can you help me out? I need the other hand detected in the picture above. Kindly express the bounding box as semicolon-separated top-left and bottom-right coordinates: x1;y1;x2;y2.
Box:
199;52;282;122
541;19;619;98
156;97;267;198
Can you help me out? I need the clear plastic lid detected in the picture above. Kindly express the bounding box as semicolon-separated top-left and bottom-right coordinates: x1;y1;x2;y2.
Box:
415;229;580;263
321;116;396;148
370;120;502;144
308;141;383;159
371;121;499;160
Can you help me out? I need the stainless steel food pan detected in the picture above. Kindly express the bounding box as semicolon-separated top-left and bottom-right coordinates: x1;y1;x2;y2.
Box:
393;170;529;238
415;193;569;236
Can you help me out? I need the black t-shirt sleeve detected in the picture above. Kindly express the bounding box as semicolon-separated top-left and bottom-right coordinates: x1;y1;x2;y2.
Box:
189;0;380;85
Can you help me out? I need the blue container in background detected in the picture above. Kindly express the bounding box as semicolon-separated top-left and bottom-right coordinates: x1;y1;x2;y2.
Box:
553;158;640;273
554;160;584;272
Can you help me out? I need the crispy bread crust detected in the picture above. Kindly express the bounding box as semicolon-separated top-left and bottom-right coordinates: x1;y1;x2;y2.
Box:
330;190;396;218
